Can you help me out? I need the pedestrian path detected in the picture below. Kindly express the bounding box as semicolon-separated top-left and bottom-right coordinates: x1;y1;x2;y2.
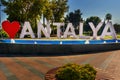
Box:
0;50;119;80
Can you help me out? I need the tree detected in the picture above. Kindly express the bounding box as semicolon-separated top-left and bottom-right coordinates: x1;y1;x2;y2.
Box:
1;0;48;33
1;0;69;35
42;0;52;25
51;0;69;22
0;29;8;38
105;13;112;22
2;0;43;22
114;23;120;34
46;0;69;35
66;9;82;31
84;16;101;35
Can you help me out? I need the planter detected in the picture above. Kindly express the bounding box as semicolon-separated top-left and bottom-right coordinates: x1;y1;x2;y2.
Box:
45;67;114;80
0;39;120;54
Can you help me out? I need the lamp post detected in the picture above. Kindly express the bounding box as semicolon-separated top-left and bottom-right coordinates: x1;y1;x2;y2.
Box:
0;0;3;38
0;0;1;28
0;0;3;29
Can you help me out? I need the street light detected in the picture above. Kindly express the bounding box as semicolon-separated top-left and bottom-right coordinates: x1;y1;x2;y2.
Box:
0;0;1;27
0;0;3;38
0;0;3;28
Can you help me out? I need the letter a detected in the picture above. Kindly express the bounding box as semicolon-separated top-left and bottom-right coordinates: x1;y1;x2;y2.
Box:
63;23;77;38
20;21;35;38
100;22;117;39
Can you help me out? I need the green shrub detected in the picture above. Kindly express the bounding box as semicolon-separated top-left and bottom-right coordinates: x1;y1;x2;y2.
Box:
0;29;9;38
55;63;97;80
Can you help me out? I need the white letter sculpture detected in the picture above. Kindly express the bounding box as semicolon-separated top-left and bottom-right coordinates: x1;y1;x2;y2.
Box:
53;23;64;38
100;22;117;39
63;23;77;38
89;22;103;39
20;21;35;38
46;20;51;35
37;21;50;38
79;22;90;39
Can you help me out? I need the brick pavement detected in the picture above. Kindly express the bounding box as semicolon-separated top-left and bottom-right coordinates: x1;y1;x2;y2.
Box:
0;50;119;80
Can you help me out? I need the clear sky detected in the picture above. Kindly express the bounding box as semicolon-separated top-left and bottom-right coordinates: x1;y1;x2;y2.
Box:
68;0;120;24
1;5;7;23
0;0;120;24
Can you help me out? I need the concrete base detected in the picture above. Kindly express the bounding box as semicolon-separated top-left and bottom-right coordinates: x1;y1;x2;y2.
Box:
0;43;120;55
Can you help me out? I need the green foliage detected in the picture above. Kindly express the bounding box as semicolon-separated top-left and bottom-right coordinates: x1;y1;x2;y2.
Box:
56;63;97;80
84;16;101;35
1;0;46;33
0;29;9;38
1;0;44;22
114;23;120;34
51;0;69;22
1;0;68;23
105;13;112;22
1;0;69;35
66;9;82;29
117;35;120;39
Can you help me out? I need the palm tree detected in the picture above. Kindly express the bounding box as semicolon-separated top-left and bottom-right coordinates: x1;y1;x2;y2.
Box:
105;13;112;22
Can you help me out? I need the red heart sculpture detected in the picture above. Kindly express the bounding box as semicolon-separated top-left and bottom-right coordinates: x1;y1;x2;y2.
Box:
2;20;20;39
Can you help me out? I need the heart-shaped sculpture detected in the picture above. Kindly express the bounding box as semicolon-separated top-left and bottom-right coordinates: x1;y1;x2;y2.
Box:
2;20;20;38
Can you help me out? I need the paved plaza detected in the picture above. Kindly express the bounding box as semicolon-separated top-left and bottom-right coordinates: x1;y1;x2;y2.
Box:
0;50;120;80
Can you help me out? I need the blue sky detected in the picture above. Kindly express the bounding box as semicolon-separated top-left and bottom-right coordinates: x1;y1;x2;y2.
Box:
1;0;120;24
1;6;7;23
68;0;120;24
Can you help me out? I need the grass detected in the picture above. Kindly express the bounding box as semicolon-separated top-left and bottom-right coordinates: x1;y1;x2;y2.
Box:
24;34;120;40
2;34;120;40
117;35;120;39
104;35;120;39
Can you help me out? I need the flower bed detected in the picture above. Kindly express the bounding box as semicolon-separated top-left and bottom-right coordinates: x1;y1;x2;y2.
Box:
45;66;114;80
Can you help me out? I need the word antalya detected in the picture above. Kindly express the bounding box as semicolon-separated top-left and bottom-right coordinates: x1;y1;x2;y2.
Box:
20;21;117;39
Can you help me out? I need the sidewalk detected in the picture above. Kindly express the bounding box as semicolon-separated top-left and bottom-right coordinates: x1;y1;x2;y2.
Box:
0;50;119;80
